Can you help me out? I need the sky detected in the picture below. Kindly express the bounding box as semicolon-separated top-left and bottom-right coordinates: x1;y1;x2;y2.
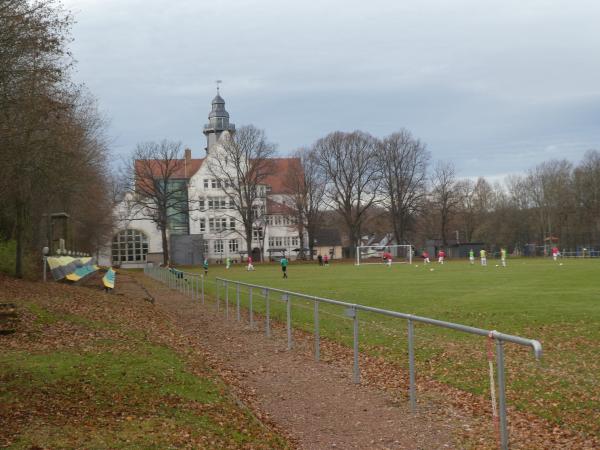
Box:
64;0;600;178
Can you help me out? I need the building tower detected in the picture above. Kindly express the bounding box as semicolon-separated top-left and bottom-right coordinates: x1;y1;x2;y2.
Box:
203;87;235;152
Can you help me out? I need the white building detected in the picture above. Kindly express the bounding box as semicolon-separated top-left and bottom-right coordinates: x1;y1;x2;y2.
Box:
101;92;304;268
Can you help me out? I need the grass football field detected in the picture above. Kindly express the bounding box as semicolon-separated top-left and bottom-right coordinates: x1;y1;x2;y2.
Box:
181;257;600;438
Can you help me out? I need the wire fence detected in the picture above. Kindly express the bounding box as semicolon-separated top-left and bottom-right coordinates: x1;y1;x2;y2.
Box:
144;264;542;450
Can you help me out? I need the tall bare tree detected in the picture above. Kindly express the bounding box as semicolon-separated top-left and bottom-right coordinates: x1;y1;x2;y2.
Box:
456;177;494;242
1;1;113;277
377;130;429;244
573;150;600;244
125;140;187;264
430;161;460;246
526;159;574;244
207;125;276;259
283;147;326;259
314;131;380;253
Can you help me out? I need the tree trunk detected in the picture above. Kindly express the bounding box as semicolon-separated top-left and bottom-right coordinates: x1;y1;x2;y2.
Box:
308;233;315;261
245;226;253;261
297;222;306;260
441;211;448;246
15;200;25;278
161;227;169;265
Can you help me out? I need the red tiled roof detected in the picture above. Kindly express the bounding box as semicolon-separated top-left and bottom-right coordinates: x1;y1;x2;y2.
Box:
134;156;301;195
263;157;301;194
266;198;295;215
134;158;205;180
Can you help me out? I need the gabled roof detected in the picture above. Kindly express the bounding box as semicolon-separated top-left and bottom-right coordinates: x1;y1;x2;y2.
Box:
134;158;205;180
262;158;302;194
314;228;342;246
134;156;301;196
266;198;295;215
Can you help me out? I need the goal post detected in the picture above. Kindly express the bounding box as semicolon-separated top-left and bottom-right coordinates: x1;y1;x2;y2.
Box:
355;244;413;266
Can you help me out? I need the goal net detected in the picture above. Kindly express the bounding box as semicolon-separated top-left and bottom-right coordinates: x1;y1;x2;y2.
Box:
355;245;413;265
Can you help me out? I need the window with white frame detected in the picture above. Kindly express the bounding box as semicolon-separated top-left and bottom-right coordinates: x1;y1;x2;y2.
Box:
229;239;238;252
229;218;236;230
213;239;223;253
203;179;209;188
202;240;209;255
112;229;148;263
252;227;263;241
199;218;206;232
211;179;217;189
198;198;205;210
291;236;299;247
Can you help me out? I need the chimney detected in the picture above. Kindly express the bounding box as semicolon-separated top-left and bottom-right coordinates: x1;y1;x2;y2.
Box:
184;148;192;178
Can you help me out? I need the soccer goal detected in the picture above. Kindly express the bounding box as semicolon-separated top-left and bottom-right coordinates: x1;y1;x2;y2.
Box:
355;245;413;266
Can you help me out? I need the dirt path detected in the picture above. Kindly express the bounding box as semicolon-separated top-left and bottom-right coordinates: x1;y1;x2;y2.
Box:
113;273;464;449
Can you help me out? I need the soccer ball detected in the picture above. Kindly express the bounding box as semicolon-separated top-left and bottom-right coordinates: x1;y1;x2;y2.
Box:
415;265;419;268
430;268;434;272
495;264;499;267
559;263;563;266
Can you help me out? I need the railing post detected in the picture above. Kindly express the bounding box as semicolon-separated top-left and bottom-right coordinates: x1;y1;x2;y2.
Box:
249;287;254;328
216;280;220;311
314;300;320;361
408;318;417;412
352;306;360;384
284;294;292;350
225;282;229;319
496;339;509;450
236;283;241;322
201;275;205;304
265;289;270;337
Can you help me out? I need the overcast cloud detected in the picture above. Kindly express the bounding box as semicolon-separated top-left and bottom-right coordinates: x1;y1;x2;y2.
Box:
64;0;600;177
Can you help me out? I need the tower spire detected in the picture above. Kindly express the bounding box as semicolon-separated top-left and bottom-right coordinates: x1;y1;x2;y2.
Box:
203;82;235;153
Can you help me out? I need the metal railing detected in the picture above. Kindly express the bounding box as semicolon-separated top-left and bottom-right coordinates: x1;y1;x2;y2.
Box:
144;265;542;450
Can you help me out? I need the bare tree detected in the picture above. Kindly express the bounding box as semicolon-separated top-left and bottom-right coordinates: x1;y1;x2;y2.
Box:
377;130;429;244
573;150;600;244
430;161;460;246
314;131;380;253
283;148;326;260
526;159;574;244
456;177;494;242
207;125;276;259
0;0;75;277
124;140;187;264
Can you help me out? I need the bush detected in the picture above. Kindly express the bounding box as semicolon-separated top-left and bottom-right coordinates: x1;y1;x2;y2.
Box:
0;240;38;279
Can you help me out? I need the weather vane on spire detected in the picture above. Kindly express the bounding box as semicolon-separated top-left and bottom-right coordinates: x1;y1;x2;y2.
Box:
216;79;222;94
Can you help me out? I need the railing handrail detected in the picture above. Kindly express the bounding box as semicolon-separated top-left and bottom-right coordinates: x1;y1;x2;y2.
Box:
216;276;542;359
145;265;543;449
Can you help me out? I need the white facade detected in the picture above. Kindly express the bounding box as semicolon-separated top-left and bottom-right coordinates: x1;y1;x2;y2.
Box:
104;93;304;267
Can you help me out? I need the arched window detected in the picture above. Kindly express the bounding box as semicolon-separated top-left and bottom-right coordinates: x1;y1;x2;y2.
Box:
112;229;148;264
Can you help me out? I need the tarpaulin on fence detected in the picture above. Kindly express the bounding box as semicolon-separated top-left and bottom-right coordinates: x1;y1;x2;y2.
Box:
46;256;99;281
103;268;116;290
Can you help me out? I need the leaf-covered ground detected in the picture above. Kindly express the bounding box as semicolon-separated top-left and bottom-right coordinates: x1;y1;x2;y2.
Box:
178;258;600;448
0;274;290;449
